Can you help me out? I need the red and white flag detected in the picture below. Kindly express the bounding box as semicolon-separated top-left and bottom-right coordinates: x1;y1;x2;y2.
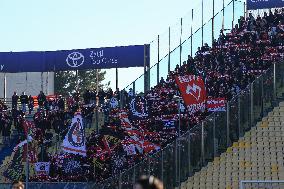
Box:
206;98;226;112
175;75;206;115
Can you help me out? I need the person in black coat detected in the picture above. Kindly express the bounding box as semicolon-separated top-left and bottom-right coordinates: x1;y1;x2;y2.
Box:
12;92;19;110
28;95;34;114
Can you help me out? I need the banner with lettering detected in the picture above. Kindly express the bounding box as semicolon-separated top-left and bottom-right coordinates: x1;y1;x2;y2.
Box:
247;0;284;10
62;112;86;156
35;162;50;176
0;45;150;73
206;98;226;112
62;158;83;174
175;75;206;115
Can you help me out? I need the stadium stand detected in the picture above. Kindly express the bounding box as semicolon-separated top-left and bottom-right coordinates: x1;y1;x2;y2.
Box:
180;102;284;189
1;3;284;189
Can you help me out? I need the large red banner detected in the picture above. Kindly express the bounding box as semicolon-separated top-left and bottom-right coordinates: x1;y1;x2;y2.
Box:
175;75;206;115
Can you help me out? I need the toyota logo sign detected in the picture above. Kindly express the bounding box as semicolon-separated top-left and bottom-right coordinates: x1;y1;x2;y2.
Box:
66;52;85;68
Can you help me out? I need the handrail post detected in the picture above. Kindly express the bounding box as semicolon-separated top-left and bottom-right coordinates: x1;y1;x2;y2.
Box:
226;102;230;147
250;83;254;127
273;63;276;101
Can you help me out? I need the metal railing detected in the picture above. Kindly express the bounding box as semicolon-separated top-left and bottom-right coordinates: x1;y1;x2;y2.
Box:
0;182;92;189
86;60;284;189
240;180;284;189
123;0;246;95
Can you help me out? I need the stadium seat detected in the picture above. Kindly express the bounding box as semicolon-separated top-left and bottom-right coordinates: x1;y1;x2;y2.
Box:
181;101;284;189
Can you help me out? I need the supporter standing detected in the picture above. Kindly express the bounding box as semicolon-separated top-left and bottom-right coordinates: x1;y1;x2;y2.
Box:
37;91;46;109
12;92;19;110
20;92;28;113
28;95;34;114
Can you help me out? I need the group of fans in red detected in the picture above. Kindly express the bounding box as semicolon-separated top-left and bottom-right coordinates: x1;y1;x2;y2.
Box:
1;10;284;183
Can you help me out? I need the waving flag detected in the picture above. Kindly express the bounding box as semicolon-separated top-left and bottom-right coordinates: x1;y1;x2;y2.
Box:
119;110;160;154
62;112;86;156
3;147;25;181
175;75;206;115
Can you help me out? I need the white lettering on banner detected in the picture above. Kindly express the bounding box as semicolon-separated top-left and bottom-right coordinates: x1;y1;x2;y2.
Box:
187;102;205;115
0;65;4;71
250;0;268;2
178;75;196;83
90;50;118;65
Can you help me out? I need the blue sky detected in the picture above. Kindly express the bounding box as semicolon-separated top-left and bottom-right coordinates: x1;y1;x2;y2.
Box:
0;0;237;90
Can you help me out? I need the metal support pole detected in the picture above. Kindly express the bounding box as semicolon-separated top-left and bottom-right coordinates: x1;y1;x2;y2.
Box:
188;129;191;175
161;150;164;183
76;70;79;91
178;99;181;188
133;82;136;96
26;72;28;92
232;0;235;29
3;73;6;100
133;165;136;184
148;157;151;175
238;95;241;139
244;2;246;18
178;139;181;189
95;107;99;134
261;75;264;117
46;72;48;94
178;99;181;137
273;63;276;101
115;68;118;90
180;18;182;67
191;9;193;57
175;140;178;186
118;172;122;189
201;0;204;46
144;44;149;93
226;102;230;147
168;27;171;73
157;35;160;84
250;83;254;127
96;69;99;93
222;0;225;30
213;114;217;156
25;129;29;189
201;121;205;166
212;0;215;45
41;72;44;92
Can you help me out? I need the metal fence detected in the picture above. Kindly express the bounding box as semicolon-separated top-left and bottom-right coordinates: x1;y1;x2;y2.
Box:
0;182;92;189
240;180;284;189
123;0;246;95
2;1;284;188
84;60;284;189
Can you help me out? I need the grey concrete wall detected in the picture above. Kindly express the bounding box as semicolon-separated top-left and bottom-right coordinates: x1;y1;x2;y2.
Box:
0;72;54;98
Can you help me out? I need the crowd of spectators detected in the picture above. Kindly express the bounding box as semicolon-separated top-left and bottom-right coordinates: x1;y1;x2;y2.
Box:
1;10;284;183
